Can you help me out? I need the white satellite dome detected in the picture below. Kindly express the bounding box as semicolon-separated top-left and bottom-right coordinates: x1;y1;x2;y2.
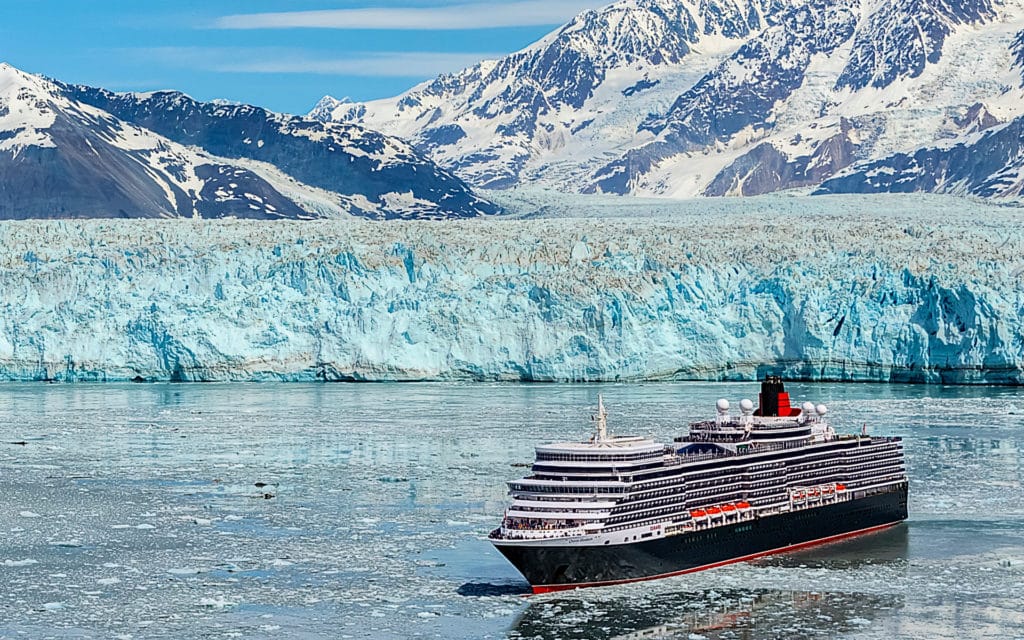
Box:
740;398;754;413
716;398;730;413
815;404;828;416
802;401;816;415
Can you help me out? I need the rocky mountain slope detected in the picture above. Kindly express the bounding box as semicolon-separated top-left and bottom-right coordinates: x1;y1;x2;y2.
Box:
0;63;496;220
314;0;1024;200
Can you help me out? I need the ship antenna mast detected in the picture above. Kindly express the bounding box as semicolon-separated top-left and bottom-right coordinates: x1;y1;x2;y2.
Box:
593;395;609;443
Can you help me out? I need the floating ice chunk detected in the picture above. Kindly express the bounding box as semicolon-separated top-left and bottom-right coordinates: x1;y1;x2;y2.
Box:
97;577;121;585
135;524;155;530
198;596;236;608
4;558;38;567
19;511;41;518
41;602;64;611
168;567;206;575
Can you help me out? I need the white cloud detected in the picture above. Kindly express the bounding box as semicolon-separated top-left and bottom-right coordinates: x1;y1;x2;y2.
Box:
212;0;608;30
224;52;501;77
136;47;499;77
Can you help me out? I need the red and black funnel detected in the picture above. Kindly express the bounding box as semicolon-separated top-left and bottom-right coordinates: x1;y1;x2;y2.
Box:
755;376;801;417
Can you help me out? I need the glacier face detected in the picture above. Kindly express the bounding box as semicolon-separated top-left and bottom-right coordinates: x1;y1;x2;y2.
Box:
1;194;1022;384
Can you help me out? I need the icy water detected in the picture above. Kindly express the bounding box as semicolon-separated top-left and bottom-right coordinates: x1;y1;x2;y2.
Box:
1;382;1022;640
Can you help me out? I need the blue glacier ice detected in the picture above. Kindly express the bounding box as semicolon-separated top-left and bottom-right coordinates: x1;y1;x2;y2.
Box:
0;193;1022;383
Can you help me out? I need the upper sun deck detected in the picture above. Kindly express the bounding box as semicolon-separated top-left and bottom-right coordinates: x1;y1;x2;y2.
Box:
532;397;665;464
536;435;663;455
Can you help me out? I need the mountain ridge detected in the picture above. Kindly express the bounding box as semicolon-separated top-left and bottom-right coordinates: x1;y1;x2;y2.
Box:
0;63;497;220
313;0;1024;201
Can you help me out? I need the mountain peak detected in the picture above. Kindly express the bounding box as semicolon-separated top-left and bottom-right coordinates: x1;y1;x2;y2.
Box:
308;95;352;121
319;0;1024;199
0;62;52;95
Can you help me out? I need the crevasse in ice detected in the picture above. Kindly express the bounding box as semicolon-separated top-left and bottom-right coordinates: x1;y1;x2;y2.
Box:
1;195;1022;383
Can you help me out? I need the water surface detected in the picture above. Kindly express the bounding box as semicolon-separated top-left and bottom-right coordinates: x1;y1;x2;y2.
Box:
1;382;1022;639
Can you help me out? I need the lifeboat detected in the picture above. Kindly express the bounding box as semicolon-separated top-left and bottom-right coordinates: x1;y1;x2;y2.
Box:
722;504;737;514
836;483;847;492
823;484;835;495
690;509;708;520
706;506;723;517
809;487;821;497
793;491;806;501
737;501;752;511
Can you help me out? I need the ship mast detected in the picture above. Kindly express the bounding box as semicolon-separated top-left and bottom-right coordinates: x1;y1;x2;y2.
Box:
593;395;609;443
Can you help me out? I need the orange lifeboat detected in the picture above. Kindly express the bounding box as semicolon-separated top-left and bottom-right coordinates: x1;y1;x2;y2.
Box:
836;483;847;492
722;503;737;514
690;509;708;520
706;506;723;517
809;487;821;497
823;485;835;494
737;501;751;510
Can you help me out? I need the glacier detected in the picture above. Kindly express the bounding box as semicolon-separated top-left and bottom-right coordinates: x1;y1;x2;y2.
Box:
1;193;1023;383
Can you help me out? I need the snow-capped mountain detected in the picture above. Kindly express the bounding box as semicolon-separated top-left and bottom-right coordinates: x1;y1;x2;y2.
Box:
62;84;498;219
313;0;795;189
0;63;308;220
314;0;1024;199
0;63;496;220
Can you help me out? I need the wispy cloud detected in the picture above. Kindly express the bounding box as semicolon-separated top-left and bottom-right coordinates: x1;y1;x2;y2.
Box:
137;47;499;77
225;52;501;77
211;0;607;30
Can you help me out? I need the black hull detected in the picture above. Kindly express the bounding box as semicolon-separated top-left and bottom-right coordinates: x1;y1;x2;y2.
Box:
495;484;908;592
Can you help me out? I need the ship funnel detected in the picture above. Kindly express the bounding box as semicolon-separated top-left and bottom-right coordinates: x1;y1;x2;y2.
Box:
755;376;798;417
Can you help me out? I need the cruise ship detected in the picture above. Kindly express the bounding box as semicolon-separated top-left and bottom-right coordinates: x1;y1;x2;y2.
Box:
489;378;908;593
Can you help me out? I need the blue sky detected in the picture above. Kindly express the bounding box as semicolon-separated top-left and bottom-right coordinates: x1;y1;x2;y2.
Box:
2;1;608;115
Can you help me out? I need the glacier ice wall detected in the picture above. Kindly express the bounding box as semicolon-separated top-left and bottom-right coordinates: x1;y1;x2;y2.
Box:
1;195;1023;383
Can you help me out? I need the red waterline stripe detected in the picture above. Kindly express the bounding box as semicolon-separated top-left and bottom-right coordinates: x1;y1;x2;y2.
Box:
530;520;903;595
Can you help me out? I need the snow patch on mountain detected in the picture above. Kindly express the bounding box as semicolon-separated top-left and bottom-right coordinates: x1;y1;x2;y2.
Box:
0;63;58;153
1012;28;1024;84
817;115;1024;198
835;0;997;91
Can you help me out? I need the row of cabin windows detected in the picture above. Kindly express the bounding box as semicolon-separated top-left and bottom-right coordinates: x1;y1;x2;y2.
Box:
621;476;782;507
516;452;900;496
630;447;866;484
535;452;660;462
508;484;626;494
